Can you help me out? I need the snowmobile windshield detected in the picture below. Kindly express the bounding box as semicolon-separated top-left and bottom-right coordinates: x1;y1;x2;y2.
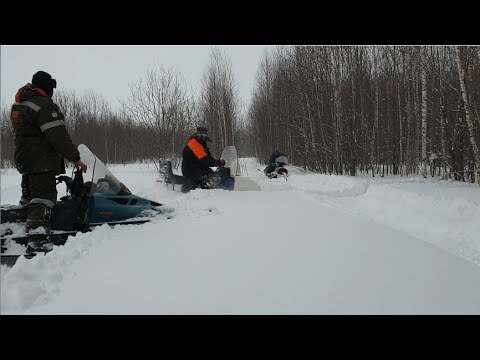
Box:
77;144;131;195
220;145;240;176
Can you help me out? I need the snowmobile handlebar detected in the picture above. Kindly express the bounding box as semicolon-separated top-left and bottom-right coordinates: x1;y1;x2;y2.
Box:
56;169;85;197
56;175;73;187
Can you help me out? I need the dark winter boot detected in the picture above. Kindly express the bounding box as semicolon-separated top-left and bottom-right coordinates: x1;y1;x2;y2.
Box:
26;234;54;254
25;200;54;254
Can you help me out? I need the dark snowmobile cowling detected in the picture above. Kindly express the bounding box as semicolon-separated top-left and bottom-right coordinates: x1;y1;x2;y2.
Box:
1;144;172;267
160;160;235;192
265;164;289;179
160;145;261;192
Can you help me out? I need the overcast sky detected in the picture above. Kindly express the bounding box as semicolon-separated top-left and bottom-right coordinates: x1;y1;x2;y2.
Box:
1;45;272;111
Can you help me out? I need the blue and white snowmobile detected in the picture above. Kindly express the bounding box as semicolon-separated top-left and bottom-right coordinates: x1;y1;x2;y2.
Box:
1;144;171;266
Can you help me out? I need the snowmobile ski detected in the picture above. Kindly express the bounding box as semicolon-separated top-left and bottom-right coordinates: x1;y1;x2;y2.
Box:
1;230;80;247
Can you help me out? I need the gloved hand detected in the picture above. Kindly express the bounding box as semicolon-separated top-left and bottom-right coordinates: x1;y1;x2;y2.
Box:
217;159;226;167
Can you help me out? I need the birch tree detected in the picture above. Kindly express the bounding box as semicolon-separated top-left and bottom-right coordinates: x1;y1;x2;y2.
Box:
455;46;480;184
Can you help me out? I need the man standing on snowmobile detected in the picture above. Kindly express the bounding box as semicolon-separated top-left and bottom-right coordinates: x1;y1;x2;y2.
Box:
10;70;88;253
181;126;226;191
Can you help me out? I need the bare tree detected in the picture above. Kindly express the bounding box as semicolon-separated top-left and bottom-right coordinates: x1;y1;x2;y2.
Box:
455;46;480;184
121;66;195;169
199;47;240;155
421;48;428;177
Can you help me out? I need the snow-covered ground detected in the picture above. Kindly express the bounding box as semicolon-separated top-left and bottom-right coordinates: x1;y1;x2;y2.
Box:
1;159;480;314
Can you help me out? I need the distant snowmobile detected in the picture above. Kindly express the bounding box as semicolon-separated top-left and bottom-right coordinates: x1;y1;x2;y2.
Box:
1;144;171;267
264;153;289;179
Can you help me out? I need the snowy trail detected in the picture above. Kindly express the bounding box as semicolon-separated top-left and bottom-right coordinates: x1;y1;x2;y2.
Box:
282;173;480;266
2;160;480;314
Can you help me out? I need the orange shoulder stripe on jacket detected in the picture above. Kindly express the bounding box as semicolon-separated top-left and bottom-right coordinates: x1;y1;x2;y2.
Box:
14;84;49;102
188;138;208;159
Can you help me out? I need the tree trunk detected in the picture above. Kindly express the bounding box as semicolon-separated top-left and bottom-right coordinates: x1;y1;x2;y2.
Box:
421;55;428;177
455;46;480;184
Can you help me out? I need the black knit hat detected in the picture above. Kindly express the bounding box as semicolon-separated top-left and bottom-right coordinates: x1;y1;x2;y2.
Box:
32;71;57;95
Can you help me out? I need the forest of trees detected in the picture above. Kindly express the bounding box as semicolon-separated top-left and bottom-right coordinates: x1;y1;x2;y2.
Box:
1;48;245;172
249;46;480;184
1;46;479;184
